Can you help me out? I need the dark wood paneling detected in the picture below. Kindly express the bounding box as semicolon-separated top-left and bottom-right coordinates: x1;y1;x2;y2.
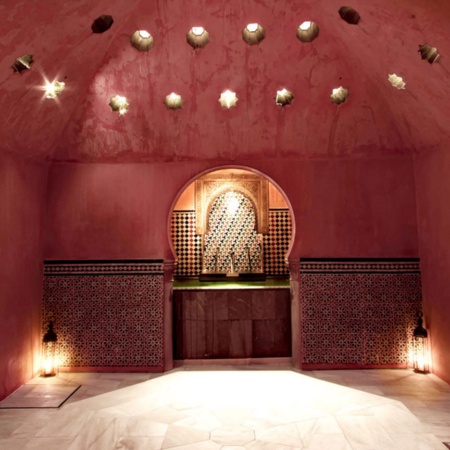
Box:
173;289;291;359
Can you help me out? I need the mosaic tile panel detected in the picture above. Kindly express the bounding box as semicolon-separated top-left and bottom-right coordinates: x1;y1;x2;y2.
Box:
43;261;164;369
203;192;263;273
263;209;291;276
171;209;291;277
171;212;202;277
300;259;422;367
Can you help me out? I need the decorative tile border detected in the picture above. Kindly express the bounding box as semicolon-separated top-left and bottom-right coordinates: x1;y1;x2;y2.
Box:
300;258;419;273
44;259;164;276
300;258;422;368
43;260;164;369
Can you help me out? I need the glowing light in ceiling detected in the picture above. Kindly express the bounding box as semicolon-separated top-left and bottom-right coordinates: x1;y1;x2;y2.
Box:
388;74;406;90
275;88;294;106
192;27;205;36
242;23;265;45
109;95;129;115
330;86;349;105
165;92;183;110
139;30;151;39
299;21;311;31
297;21;319;42
219;90;238;109
131;30;154;51
44;80;65;99
187;27;209;48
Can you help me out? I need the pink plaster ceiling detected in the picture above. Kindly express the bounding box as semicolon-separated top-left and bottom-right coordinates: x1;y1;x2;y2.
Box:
0;0;449;162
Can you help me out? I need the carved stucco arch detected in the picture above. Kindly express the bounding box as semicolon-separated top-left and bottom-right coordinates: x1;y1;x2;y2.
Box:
195;173;269;235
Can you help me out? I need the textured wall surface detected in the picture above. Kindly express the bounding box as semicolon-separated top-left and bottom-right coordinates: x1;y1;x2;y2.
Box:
300;259;422;368
414;149;450;383
0;153;47;401
43;261;165;370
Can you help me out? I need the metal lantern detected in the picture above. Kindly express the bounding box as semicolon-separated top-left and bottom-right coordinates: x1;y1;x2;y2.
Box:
413;312;429;374
41;321;58;377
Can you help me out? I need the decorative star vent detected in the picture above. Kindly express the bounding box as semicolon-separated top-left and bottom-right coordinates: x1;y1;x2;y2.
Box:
330;86;349;105
131;30;154;51
219;90;238;109
296;21;319;43
109;95;129;115
44;81;65;99
12;54;33;73
165;93;183;110
186;27;210;49
242;23;265;45
275;89;294;106
388;74;406;90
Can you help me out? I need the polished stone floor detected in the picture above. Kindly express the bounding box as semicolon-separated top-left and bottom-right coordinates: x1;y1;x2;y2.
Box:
0;366;449;449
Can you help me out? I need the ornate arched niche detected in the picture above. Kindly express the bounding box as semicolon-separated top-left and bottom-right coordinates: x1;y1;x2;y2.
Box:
195;171;269;235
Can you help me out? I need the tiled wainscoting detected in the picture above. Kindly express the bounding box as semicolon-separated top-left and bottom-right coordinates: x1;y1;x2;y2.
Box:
300;258;423;369
43;260;165;371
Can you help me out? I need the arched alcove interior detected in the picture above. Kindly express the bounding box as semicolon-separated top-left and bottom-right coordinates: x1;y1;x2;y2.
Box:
171;168;293;280
203;191;263;274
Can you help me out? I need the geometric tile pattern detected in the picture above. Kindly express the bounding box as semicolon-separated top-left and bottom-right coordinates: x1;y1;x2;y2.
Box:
43;261;164;369
203;192;263;273
171;208;291;277
263;209;291;276
300;259;422;368
171;212;202;277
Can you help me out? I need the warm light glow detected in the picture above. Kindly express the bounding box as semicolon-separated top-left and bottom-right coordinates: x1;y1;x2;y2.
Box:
44;80;65;99
299;21;311;31
388;73;406;90
219;90;238;109
139;30;151;39
330;86;349;105
165;92;183;110
246;23;259;32
275;88;294;106
44;357;53;375
109;95;129;114
225;191;240;216
192;27;205;36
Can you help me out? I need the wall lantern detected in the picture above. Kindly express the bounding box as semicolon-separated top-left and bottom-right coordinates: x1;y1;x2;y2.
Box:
413;312;429;374
330;86;349;105
12;54;33;73
219;90;238;109
242;23;265;45
186;27;210;49
296;21;319;43
165;92;183;110
339;6;361;25
418;44;440;64
41;321;58;377
275;88;294;106
44;80;65;99
131;30;154;51
109;95;129;115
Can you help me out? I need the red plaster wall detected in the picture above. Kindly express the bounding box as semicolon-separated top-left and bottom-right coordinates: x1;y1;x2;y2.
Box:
414;149;450;383
44;155;418;260
0;153;47;401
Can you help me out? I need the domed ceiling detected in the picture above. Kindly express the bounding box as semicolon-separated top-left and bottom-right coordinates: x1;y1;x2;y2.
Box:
0;0;449;162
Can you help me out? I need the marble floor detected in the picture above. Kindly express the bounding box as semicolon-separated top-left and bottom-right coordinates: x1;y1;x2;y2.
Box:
0;366;449;449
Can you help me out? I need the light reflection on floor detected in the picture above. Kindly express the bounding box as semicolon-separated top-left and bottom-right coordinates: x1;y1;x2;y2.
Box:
0;368;449;449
